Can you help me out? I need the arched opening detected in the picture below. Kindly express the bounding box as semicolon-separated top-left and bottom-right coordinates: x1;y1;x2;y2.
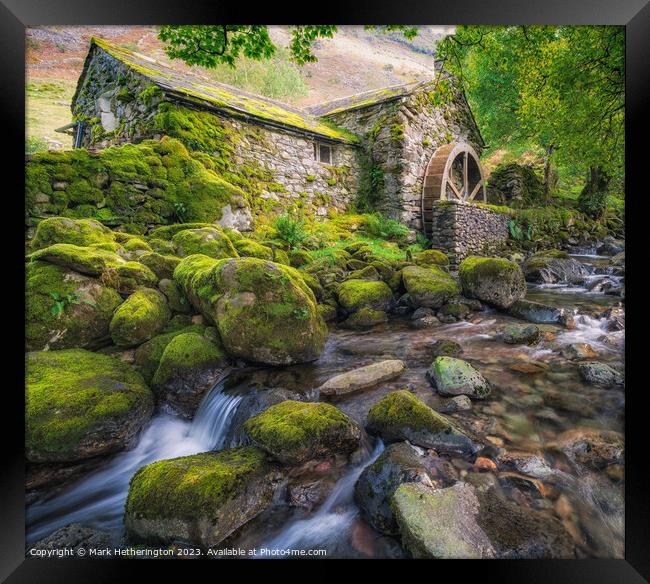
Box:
421;142;486;237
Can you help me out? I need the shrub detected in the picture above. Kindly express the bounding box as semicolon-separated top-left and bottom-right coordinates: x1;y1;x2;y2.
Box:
272;214;308;250
361;213;409;242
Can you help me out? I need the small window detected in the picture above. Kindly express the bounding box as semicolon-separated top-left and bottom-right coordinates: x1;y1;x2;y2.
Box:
314;143;333;165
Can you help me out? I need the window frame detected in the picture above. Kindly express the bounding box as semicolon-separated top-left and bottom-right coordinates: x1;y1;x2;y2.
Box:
314;142;334;165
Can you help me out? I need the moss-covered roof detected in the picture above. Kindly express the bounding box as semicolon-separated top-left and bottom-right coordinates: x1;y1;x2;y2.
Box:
84;38;359;145
306;81;424;117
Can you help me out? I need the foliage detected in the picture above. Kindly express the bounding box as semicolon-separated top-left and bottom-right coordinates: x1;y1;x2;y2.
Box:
272;213;308;250
49;291;80;317
26;136;49;154
361;213;409;242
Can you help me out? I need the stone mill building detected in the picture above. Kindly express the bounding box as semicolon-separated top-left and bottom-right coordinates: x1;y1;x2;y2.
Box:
59;37;508;263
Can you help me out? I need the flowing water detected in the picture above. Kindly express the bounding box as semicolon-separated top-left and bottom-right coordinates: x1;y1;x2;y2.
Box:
26;252;625;558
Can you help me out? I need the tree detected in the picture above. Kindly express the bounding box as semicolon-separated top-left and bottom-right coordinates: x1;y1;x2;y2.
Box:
436;26;624;211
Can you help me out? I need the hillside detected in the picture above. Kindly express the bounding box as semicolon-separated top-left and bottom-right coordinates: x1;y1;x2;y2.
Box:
26;25;452;150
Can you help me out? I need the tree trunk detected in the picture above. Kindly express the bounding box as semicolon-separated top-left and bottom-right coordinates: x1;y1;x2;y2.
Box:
578;165;610;219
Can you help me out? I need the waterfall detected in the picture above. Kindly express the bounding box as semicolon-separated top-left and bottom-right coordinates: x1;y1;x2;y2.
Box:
26;377;242;545
258;440;384;556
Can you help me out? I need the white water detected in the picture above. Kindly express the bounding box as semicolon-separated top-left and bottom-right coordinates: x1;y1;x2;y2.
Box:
556;314;624;352
257;440;384;556
26;381;242;545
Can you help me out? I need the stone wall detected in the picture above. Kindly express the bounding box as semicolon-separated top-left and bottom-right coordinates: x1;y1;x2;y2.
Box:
324;81;483;232
428;201;510;268
72;48;360;222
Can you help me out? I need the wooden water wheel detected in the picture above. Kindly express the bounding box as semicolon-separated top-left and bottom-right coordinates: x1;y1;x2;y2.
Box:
421;142;486;236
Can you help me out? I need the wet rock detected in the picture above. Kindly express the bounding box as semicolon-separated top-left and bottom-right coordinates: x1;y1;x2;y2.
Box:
340;308;388;329
427;356;491;399
523;253;588;285
561;343;599;360
366;391;478;456
411;315;441;329
502;324;541;345
610;251;625;267
125;447;283;548
318;359;406;397
26;349;154;463
551;428;624;471
600;306;625;332
507;299;568;325
437;301;471;323
287;475;337;511
473;457;497;473
110;288;171;347
243;400;362;465
509;361;548;374
355;442;452;535
578;362;623;388
498;450;554;479
439;395;472;413
392;482;575;558
411;307;435;320
458;256;525;310
597;238;624;256
429;339;463;358
151;332;230;418
32;523;112;552
586;276;622;294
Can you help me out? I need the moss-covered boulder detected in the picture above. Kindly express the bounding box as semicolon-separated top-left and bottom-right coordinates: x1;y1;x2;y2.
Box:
427;356;491;399
288;249;313;268
502;324;541;345
392;482;575;559
31;217;114;251
172;227;238;259
243;400;362;465
109;288;170;347
152;332;230;417
138;252;181;281
158;278;192;314
124;447;282;548
337;279;393;313
26;349;153;462
401;265;459;309
523;253;589;285
414;249;449;268
174;256;327;365
578;362;624;388
354;442;451;535
28;243;126;276
366;391;477;455
233;238;289;265
340;308;388;329
133;324;206;383
26;261;123;351
101;261;158;294
458;257;525;310
319;360;406;397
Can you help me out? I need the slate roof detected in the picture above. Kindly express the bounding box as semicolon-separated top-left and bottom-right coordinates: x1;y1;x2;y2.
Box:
80;38;360;144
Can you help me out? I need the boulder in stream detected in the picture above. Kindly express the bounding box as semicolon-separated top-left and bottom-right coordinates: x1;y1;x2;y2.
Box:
578;362;624;388
401;265;459;309
125;447;282;548
109;288;171;347
523;252;588;284
366;390;478;455
392;482;576;558
502;323;541;345
427;356;491;399
458;257;525;310
507;299;569;325
551;428;624;471
318;359;406;397
243;400;362;465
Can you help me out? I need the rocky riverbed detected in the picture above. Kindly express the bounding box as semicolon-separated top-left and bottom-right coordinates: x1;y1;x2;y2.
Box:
25;218;624;559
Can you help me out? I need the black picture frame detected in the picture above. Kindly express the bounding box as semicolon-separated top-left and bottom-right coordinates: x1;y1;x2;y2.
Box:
2;1;647;580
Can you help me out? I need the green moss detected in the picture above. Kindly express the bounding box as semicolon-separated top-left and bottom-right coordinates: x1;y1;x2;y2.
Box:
172;226;239;259
401;265;459;309
458;256;525;309
110;288;171;347
152;332;227;389
288;249;313;268
414;249;449;268
138;252;181;280
31;217;114;250
124;447;269;521
26;349;152;461
367;390;451;435
243;400;360;464
28;243;126;276
26;261;123;351
103;261;159;294
337;279;392;312
149;222;216;240
341;307;388;329
233;238;275;261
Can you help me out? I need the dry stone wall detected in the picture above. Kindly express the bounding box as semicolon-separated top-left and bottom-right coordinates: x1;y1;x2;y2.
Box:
428;201;510;268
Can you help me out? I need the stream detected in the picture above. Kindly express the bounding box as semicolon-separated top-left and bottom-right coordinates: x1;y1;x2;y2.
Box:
26;253;625;558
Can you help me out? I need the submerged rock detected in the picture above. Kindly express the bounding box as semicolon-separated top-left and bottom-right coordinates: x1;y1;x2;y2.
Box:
429;339;463;358
319;360;406;397
502;324;541;345
551;428;624;471
151;332;230;417
458;257;525;310
355;442;453;535
401;265;459;309
427;356;491;399
174;256;327;365
392;482;575;559
366;390;478;455
243;400;362;465
508;299;568;325
26;349;153;463
561;342;598;360
32;523;112;552
578;362;624;388
125;447;282;548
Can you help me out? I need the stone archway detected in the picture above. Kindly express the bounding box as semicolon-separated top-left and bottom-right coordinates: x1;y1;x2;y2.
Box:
421;142;486;237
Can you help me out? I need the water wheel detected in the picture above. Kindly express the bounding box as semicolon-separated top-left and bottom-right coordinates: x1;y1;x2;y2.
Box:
421;142;486;236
